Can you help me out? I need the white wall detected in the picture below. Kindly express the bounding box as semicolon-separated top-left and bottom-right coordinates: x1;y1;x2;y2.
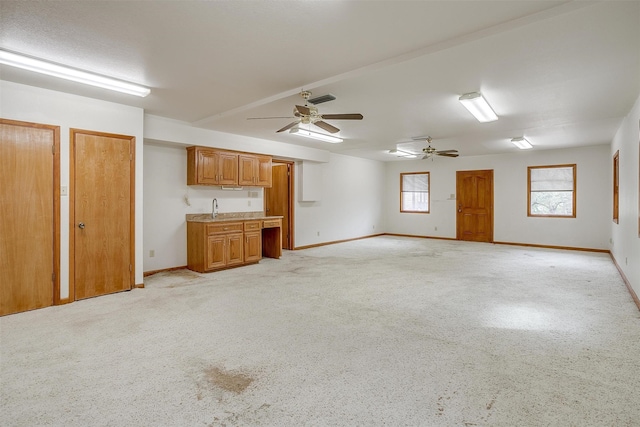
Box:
611;93;640;298
385;145;611;250
295;153;386;247
143;142;264;272
0;80;145;296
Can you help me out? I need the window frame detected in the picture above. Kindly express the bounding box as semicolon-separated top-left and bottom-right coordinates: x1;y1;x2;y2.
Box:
527;164;577;218
613;150;619;224
400;171;430;214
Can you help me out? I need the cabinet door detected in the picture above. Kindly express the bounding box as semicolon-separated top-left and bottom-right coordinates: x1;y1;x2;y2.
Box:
197;149;219;184
226;233;244;266
244;231;262;263
206;235;226;270
256;155;272;187
238;154;256;186
218;152;239;185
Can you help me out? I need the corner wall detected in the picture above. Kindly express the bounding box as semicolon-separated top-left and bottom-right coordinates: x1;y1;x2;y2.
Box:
610;93;640;302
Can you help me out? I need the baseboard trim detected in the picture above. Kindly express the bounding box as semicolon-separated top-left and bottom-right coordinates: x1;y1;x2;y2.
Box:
294;233;384;250
143;265;188;277
609;252;640;312
383;233;457;241
493;241;609;253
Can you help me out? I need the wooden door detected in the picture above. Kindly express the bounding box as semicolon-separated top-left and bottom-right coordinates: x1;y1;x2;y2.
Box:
265;162;293;249
244;231;262;263
227;234;244;266
218;152;238;185
198;149;218;184
257;155;272;187
207;235;226;270
1;119;60;316
456;170;493;242
72;130;134;300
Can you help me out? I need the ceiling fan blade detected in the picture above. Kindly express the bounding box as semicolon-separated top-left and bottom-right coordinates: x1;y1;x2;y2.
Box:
295;105;311;116
247;116;295;120
276;121;299;133
314;121;340;134
421;154;432;160
436;149;458;154
437;152;459;157
320;113;363;120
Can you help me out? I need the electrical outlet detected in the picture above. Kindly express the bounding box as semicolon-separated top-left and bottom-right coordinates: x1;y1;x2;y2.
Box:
317;231;320;236
248;200;251;206
435;226;438;231
149;250;155;257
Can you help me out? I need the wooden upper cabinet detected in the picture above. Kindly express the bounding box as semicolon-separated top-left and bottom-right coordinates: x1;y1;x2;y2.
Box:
187;146;238;186
238;153;272;187
187;146;271;187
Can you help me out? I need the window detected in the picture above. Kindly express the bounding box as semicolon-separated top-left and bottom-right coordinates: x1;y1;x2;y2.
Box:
401;172;429;213
613;150;619;224
528;164;576;217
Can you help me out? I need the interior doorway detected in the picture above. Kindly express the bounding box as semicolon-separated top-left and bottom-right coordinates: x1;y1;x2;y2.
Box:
456;169;494;243
265;161;294;249
70;129;135;300
1;119;60;316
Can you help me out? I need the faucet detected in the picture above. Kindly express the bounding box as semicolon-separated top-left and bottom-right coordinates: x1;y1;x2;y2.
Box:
212;198;219;218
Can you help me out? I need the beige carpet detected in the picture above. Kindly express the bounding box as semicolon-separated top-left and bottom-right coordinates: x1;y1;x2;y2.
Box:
1;236;639;426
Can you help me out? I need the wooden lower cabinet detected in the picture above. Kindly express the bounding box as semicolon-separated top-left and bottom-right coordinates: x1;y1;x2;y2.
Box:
206;233;243;270
188;220;263;273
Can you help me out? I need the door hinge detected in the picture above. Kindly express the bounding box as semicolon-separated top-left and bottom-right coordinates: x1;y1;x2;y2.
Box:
52;144;55;155
52;272;56;282
129;264;132;272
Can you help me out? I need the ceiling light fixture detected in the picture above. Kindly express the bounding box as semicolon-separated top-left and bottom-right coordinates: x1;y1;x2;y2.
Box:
458;92;498;123
388;149;417;158
511;137;533;149
0;48;151;97
289;126;343;143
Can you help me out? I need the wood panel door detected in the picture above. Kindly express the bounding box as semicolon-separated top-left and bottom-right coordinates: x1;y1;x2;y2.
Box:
1;119;60;316
72;130;134;300
265;162;293;249
456;170;494;242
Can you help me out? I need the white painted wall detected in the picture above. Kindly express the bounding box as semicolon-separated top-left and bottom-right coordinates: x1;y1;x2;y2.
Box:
143;142;264;272
295;153;386;247
385;145;611;250
1;80;145;296
610;93;640;298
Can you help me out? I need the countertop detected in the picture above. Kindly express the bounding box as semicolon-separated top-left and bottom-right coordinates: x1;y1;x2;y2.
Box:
186;212;283;223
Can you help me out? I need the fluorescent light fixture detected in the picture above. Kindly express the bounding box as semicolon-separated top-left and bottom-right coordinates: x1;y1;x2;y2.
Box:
289;126;343;143
0;48;151;97
511;137;533;149
388;149;417;158
458;92;498;123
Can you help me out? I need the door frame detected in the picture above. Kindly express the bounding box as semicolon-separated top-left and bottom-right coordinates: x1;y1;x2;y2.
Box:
0;118;61;308
456;169;494;243
267;160;295;249
69;129;135;302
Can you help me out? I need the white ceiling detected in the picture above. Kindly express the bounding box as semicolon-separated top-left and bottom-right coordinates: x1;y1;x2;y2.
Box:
1;1;639;161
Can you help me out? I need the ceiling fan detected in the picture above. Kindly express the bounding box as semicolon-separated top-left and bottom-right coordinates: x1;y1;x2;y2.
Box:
248;90;363;134
416;136;459;160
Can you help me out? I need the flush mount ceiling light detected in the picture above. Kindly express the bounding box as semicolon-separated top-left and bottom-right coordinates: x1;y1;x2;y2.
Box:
0;48;151;97
289;126;343;143
388;148;417;158
458;92;498;123
511;137;533;149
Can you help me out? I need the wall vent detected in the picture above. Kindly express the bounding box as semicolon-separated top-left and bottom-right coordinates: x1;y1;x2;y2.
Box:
308;94;336;105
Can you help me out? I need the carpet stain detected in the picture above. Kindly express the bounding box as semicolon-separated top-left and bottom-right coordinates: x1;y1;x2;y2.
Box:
205;367;253;394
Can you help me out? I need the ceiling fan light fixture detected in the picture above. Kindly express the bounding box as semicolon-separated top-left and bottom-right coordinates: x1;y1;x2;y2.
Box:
511;137;533;149
0;48;151;97
290;126;343;143
388;148;417;158
458;92;498;123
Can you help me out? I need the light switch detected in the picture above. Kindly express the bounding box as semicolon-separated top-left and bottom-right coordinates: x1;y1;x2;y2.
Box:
61;186;68;196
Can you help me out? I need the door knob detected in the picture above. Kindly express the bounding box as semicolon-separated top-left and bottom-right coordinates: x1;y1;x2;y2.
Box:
78;222;85;229
458;205;462;213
